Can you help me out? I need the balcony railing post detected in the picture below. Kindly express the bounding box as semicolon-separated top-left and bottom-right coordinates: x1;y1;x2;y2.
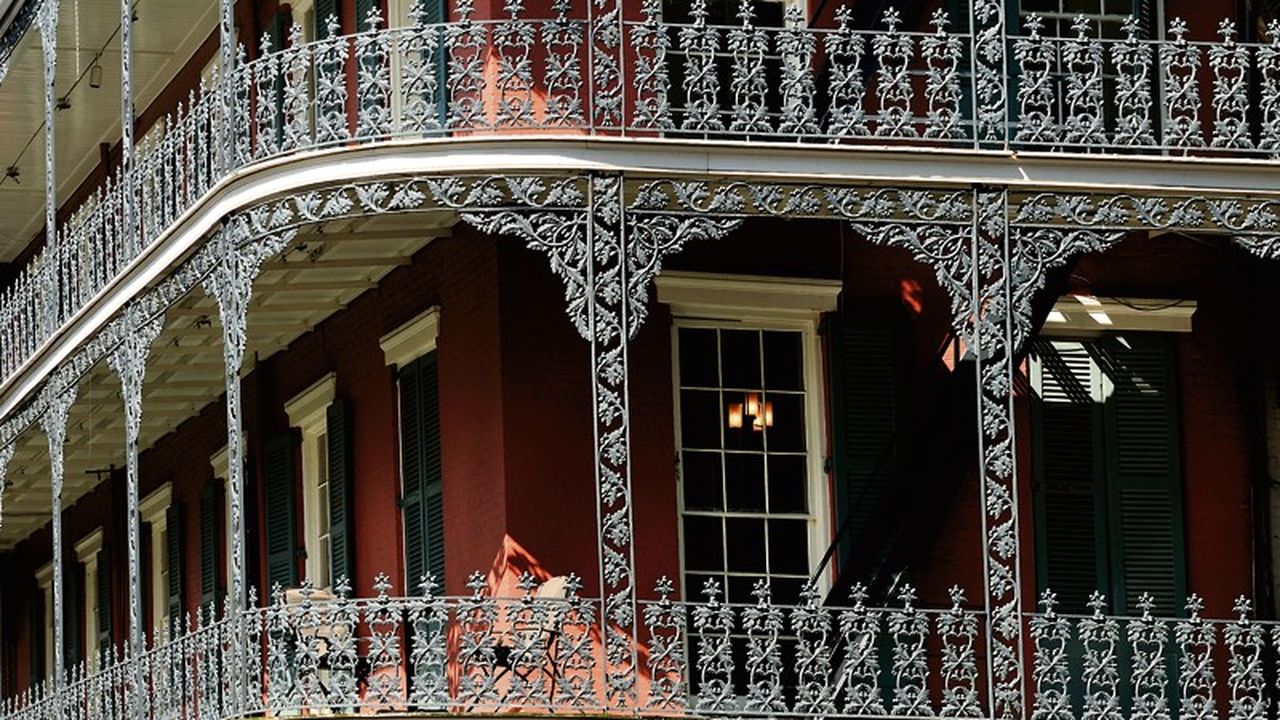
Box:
36;0;59;340
105;305;164;720
200;217;294;715
968;0;1009;148
970;186;1024;720
39;371;77;703
582;174;639;707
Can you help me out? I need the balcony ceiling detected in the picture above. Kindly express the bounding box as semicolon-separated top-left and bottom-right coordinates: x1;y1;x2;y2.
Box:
0;212;451;550
0;0;216;261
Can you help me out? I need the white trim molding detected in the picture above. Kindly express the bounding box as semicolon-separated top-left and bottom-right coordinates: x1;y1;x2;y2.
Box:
380;307;441;368
285;373;336;431
656;272;841;322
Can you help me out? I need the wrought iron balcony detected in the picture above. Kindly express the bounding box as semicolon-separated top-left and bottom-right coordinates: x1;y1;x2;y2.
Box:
4;572;1275;720
0;0;1279;400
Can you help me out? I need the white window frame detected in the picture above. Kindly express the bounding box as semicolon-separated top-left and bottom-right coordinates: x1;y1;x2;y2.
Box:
285;373;338;589
139;483;172;633
73;529;104;667
35;562;53;679
658;272;840;598
381;307;442;590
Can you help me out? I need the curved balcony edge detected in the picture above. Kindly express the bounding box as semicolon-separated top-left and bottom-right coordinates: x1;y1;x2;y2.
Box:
4;135;1280;436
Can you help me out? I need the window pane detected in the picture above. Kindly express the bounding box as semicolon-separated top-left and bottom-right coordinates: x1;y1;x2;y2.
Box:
679;328;719;388
725;518;766;573
724;453;766;512
720;330;762;390
683;516;724;571
768;520;810;575
763;331;803;391
767;455;808;513
765;393;805;452
680;390;722;449
682;451;724;511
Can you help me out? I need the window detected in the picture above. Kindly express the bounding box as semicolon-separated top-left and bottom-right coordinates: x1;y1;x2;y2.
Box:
396;353;445;592
73;530;105;666
139;484;176;633
286;374;337;589
659;273;838;605
1030;335;1185;615
381;308;444;593
676;324;823;605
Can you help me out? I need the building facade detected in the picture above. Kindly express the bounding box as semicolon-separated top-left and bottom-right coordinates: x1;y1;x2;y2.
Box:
0;0;1277;718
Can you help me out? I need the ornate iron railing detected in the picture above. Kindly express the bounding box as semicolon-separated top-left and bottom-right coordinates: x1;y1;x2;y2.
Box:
1;573;989;720
7;573;1280;720
3;1;1280;396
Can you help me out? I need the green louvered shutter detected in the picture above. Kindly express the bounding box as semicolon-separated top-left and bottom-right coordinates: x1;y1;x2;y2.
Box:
264;432;299;592
1031;340;1108;614
64;565;82;671
165;504;184;626
400;353;444;595
315;0;338;37
826;306;904;577
1100;335;1186;615
199;483;224;609
327;398;355;586
355;0;378;31
95;549;111;655
30;594;45;685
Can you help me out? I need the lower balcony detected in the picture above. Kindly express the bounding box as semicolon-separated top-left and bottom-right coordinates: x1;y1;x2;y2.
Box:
5;575;1272;720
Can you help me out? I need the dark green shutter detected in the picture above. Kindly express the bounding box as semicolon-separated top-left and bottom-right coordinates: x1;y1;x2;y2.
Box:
199;483;224;608
1099;335;1186;615
64;565;81;671
30;594;44;685
95;549;111;655
165;504;184;626
1031;336;1185;616
355;0;378;32
264;432;299;592
400;353;444;594
315;0;337;37
327;398;355;585
826;307;904;577
1031;340;1108;614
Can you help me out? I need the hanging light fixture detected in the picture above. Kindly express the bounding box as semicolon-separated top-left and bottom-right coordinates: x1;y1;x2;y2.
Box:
89;63;102;89
727;393;773;432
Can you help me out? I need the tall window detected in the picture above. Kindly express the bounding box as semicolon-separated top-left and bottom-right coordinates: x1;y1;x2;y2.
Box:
675;325;817;606
1030;334;1185;615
